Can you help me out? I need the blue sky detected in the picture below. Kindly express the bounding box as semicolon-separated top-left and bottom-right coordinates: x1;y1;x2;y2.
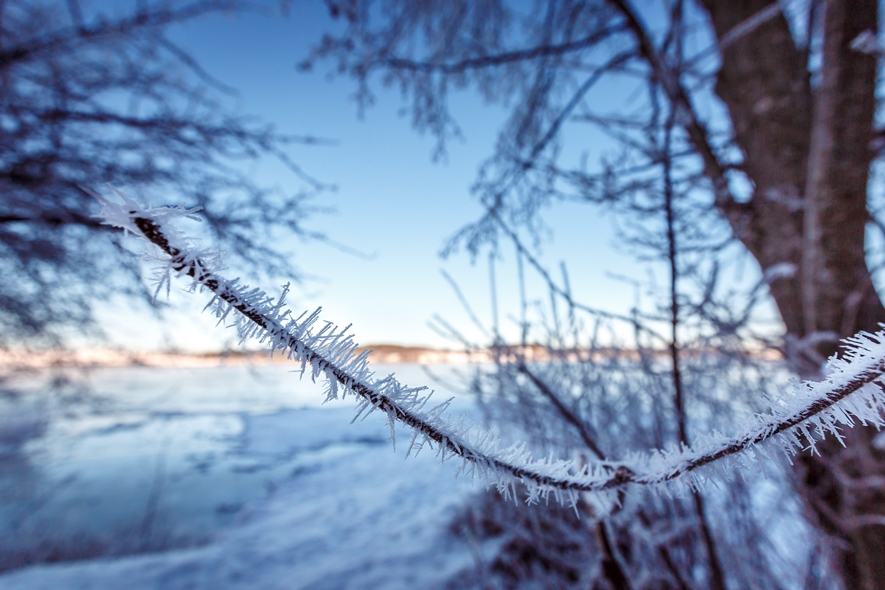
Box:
101;2;767;351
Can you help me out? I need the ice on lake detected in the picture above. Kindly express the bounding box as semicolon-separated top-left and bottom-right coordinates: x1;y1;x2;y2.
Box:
0;362;482;589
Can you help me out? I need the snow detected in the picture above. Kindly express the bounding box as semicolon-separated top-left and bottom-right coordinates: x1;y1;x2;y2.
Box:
238;408;387;456
0;438;475;589
762;262;797;284
851;30;881;55
0;365;480;589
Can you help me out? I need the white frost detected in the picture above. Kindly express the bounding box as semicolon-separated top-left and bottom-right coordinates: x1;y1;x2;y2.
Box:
94;190;885;505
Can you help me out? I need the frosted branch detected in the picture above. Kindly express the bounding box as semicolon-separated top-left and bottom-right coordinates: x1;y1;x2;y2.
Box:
97;191;885;505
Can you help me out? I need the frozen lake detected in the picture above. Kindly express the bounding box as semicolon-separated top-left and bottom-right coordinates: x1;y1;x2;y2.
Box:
0;362;484;588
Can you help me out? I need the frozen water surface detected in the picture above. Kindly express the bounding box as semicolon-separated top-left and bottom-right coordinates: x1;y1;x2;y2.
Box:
0;362;479;588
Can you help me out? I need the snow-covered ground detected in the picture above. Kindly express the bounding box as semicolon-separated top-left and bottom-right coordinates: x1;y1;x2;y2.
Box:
0;364;483;589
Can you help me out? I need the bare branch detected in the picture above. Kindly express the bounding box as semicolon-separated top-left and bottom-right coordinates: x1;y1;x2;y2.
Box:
606;0;735;208
380;25;626;74
0;1;243;69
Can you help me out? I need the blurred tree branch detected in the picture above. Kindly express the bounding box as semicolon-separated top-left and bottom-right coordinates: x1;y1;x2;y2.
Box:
0;0;326;345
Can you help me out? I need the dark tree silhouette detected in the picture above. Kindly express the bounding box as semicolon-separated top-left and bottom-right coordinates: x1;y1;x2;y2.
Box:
0;0;324;345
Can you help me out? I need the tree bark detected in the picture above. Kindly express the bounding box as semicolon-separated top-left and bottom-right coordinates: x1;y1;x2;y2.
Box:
699;1;885;587
699;0;812;339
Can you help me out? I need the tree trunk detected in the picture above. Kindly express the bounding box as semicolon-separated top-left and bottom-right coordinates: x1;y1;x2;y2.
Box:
699;1;885;587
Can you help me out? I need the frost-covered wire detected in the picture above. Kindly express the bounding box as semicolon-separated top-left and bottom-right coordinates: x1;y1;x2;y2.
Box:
96;190;885;505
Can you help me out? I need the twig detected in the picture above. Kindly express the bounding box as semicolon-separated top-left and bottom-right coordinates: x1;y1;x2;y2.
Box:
97;194;885;499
